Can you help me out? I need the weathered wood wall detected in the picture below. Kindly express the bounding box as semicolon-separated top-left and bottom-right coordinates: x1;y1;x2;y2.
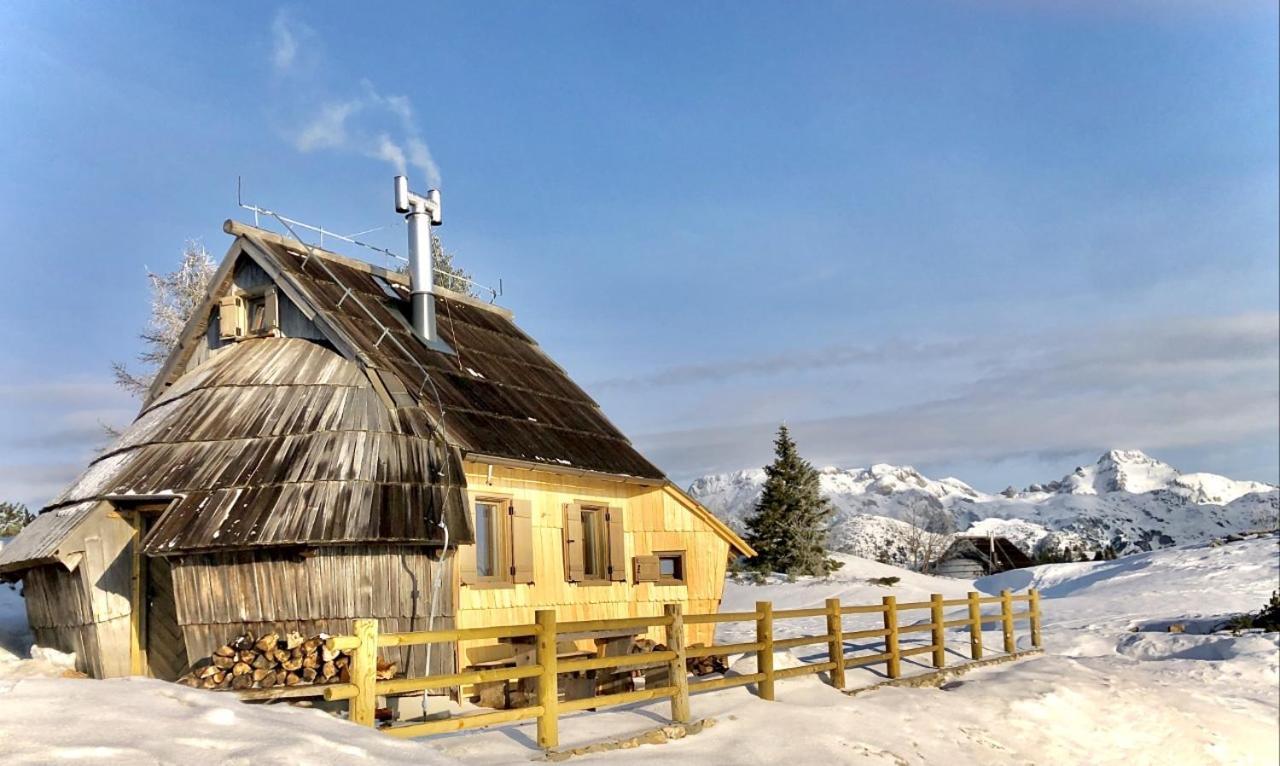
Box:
171;545;455;677
19;504;136;678
455;463;731;662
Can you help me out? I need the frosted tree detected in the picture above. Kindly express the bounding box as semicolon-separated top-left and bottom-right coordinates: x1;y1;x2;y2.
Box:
431;235;475;296
902;498;956;573
743;425;840;576
111;241;217;397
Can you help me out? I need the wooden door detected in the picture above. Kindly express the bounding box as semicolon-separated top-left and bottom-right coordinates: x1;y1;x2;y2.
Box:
144;553;188;680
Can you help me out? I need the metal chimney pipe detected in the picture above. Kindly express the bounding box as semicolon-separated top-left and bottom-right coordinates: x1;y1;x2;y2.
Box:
394;176;442;344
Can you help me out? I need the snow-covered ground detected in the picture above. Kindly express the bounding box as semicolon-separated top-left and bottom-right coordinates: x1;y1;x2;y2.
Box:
0;536;1276;764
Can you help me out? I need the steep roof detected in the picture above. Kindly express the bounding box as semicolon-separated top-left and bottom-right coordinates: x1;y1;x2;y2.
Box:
148;222;665;481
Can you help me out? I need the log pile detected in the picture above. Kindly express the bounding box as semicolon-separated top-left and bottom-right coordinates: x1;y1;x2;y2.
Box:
177;631;351;691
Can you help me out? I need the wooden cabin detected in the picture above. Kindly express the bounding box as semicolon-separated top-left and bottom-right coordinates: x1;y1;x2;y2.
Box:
0;220;752;682
933;536;1033;579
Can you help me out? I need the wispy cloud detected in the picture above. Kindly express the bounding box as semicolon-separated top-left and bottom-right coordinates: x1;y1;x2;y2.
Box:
625;312;1280;485
269;9;441;185
270;9;301;73
0;379;135;507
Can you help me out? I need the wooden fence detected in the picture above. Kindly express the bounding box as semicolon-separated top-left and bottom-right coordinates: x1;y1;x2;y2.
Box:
323;588;1041;748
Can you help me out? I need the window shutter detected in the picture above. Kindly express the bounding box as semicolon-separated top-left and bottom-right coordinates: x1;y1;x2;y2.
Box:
509;499;534;584
458;498;478;585
218;295;242;339
562;503;585;582
264;289;280;333
634;555;660;583
606;506;627;582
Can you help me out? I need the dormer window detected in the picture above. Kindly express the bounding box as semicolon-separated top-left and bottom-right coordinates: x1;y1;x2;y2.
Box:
219;287;278;341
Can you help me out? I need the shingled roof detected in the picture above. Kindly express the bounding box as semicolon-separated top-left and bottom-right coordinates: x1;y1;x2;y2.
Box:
150;222;666;481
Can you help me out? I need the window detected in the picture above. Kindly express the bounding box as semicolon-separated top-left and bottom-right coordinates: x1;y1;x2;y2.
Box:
580;507;608;581
218;288;277;340
460;496;534;587
563;503;626;584
656;551;686;585
474;500;503;580
246;295;269;334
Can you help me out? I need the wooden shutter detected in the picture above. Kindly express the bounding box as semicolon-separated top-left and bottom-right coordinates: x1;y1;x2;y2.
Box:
264;289;280;333
606;506;626;582
217;295;242;339
458;497;478;585
562;503;585;582
633;555;660;583
509;499;534;584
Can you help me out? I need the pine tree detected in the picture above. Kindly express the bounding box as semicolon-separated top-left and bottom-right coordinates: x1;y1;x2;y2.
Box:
0;501;33;537
743;425;839;576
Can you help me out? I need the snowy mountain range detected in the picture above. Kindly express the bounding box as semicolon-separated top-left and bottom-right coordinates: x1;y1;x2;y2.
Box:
687;449;1279;563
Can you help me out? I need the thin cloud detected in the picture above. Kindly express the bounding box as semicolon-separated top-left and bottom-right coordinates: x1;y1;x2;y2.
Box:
270;9;299;72
269;11;441;186
628;312;1280;484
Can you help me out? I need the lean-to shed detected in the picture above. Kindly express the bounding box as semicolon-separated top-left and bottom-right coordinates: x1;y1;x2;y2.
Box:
0;219;752;682
933;536;1033;579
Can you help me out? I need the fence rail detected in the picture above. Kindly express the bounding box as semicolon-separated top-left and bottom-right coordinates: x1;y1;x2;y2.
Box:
323;588;1042;748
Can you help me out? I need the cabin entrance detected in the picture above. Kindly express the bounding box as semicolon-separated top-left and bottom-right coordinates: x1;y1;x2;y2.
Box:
127;507;189;681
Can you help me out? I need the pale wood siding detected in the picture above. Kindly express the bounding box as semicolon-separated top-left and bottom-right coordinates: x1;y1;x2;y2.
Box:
171;545;456;677
456;464;731;658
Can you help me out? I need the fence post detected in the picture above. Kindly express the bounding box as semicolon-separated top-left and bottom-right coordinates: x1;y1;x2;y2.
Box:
664;603;691;723
756;600;775;701
930;593;946;669
882;595;900;679
1001;589;1015;654
825;597;846;689
967;592;984;660
349;618;378;727
535;609;559;750
1028;589;1042;649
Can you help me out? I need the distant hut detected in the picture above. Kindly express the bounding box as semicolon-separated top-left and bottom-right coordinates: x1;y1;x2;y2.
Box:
0;217;752;683
933;536;1033;579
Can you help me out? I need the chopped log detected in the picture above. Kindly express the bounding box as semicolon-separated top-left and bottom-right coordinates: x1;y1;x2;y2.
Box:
285;631;304;650
254;633;279;653
301;667;318;683
301;654;319;670
321;661;337;680
231;673;254;690
252;653;274;671
334;656;349;670
374;660;397;681
211;655;235;670
281;657;303;672
252;668;272;683
258;672;277;689
199;665;221;679
273;648;291;664
213;645;236;658
217;673;233;690
302;638;321;653
238;650;256;664
321;645;340;663
231;661;252;677
274;669;288;684
285;672;302;687
339;666;351;684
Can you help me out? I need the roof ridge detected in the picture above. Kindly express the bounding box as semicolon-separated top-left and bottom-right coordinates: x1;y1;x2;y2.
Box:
224;219;513;319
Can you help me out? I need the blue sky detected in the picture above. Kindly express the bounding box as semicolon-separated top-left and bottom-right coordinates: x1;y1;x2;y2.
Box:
0;1;1276;508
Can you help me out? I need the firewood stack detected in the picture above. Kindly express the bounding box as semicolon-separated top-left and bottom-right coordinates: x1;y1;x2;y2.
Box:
177;631;351;691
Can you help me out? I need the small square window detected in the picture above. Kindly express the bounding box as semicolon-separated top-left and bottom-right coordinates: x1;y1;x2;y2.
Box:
655;551;685;585
246;296;268;333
